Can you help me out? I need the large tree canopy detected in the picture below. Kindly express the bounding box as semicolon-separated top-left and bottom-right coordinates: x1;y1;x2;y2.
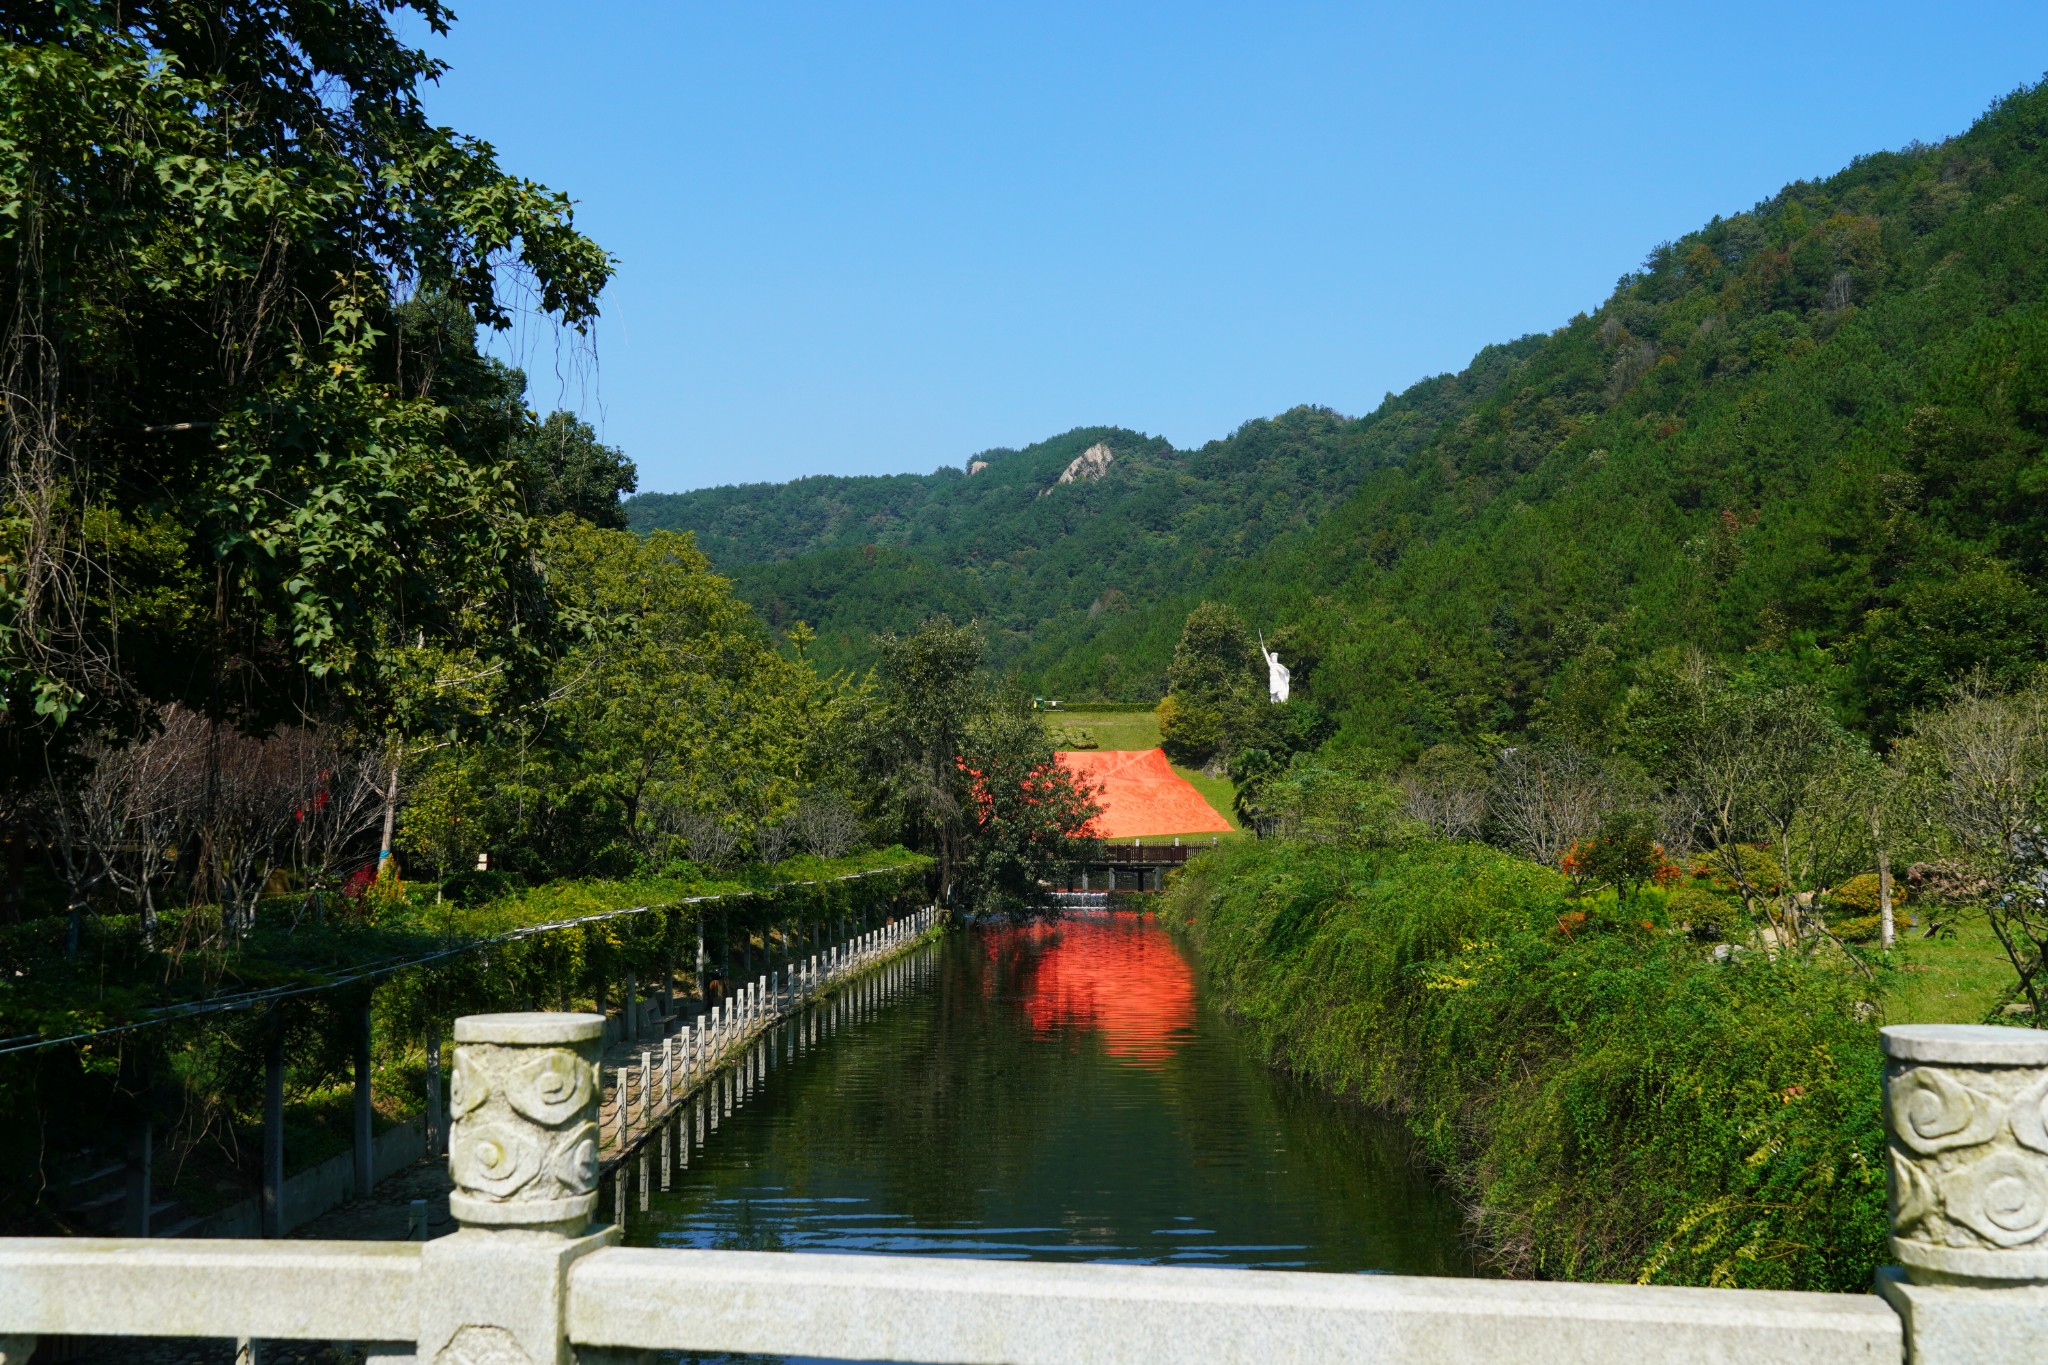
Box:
0;1;612;760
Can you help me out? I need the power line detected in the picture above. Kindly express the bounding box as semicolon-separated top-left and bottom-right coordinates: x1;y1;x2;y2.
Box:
0;867;910;1057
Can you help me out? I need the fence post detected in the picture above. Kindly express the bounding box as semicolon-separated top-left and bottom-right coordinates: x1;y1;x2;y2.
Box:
417;1011;614;1365
353;993;375;1200
262;1012;285;1238
1876;1024;2048;1364
426;1020;443;1157
124;1119;152;1237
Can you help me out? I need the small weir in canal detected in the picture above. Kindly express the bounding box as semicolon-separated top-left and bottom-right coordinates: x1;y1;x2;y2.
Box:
606;913;1475;1289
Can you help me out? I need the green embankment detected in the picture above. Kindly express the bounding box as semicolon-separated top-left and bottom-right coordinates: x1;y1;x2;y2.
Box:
1165;839;1889;1292
1051;707;1244;837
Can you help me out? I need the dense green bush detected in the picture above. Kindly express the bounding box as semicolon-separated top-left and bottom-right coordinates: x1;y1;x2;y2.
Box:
1167;838;1888;1291
438;870;527;906
1664;884;1741;940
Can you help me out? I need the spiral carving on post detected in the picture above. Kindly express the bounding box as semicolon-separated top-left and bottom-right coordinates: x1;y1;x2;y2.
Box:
1884;1023;2048;1284
447;1013;605;1229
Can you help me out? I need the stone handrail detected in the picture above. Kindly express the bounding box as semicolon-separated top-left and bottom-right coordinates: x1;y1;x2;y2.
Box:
0;1005;2042;1363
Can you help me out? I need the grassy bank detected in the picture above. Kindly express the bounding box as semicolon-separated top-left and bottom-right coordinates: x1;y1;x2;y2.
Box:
1164;839;1889;1291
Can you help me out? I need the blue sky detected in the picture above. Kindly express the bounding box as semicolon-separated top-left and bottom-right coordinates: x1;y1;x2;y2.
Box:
411;3;2048;493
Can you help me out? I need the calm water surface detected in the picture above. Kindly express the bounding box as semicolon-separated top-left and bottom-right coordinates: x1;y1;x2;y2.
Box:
614;915;1473;1280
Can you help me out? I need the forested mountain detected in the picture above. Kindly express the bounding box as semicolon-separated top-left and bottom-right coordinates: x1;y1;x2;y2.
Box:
1052;81;2048;763
625;387;1514;680
638;81;2048;755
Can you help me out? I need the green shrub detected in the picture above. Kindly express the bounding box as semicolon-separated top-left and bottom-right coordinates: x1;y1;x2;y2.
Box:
1665;884;1743;941
439;869;528;906
1696;843;1787;899
1166;838;1887;1291
1830;873;1904;915
1830;914;1885;943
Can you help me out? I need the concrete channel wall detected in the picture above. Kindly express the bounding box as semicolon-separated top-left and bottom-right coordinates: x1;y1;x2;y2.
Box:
192;1118;428;1239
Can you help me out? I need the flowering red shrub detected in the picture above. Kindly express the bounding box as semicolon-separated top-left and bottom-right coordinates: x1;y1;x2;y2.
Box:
341;863;377;902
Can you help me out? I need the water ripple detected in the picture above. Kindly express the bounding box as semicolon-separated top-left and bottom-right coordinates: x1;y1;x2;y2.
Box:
620;917;1476;1287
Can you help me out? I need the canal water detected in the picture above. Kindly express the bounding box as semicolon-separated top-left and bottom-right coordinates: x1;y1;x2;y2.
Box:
612;914;1475;1357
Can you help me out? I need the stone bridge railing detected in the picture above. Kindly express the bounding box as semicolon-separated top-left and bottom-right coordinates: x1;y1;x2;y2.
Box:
1;1019;2044;1364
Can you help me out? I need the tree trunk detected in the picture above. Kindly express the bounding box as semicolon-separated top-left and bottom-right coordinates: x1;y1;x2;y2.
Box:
426;1019;443;1156
376;755;401;878
0;821;25;924
263;1016;285;1238
1877;846;1895;950
353;994;374;1200
1778;836;1801;946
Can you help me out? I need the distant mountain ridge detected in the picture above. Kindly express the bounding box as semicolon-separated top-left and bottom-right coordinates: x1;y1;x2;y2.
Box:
633;81;2048;761
628;427;1163;566
625;382;1514;682
1034;82;2048;758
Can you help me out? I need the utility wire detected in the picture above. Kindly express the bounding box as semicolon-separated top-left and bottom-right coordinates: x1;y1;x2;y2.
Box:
0;867;908;1057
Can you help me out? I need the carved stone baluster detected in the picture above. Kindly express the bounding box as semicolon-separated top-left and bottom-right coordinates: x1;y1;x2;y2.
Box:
1878;1024;2048;1363
417;1012;615;1365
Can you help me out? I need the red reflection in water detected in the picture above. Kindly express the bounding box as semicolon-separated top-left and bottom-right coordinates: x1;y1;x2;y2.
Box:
984;918;1197;1066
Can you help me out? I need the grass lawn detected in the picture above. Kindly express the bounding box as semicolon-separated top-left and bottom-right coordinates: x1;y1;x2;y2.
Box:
1049;708;1163;750
1051;708;1245;839
1171;767;1243;835
1883;909;2023;1026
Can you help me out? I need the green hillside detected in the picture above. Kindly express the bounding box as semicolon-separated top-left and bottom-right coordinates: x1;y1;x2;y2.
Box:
635;81;2048;749
1069;82;2048;761
626;389;1514;678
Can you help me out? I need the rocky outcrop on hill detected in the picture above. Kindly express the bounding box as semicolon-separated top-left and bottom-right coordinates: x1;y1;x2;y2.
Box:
1045;442;1113;494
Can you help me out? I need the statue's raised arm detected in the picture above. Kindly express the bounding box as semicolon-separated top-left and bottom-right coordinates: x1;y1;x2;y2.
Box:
1258;631;1290;703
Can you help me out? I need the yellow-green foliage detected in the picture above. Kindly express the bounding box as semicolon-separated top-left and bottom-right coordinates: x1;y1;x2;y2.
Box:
400;518;851;880
1166;838;1888;1291
1831;873;1904;914
1697;844;1787;899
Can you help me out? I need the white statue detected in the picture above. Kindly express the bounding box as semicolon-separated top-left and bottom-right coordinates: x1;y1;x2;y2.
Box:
1258;632;1290;704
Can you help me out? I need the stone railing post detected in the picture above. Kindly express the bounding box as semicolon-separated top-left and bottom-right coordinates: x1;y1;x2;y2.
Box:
417;1012;616;1365
1878;1024;2048;1363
